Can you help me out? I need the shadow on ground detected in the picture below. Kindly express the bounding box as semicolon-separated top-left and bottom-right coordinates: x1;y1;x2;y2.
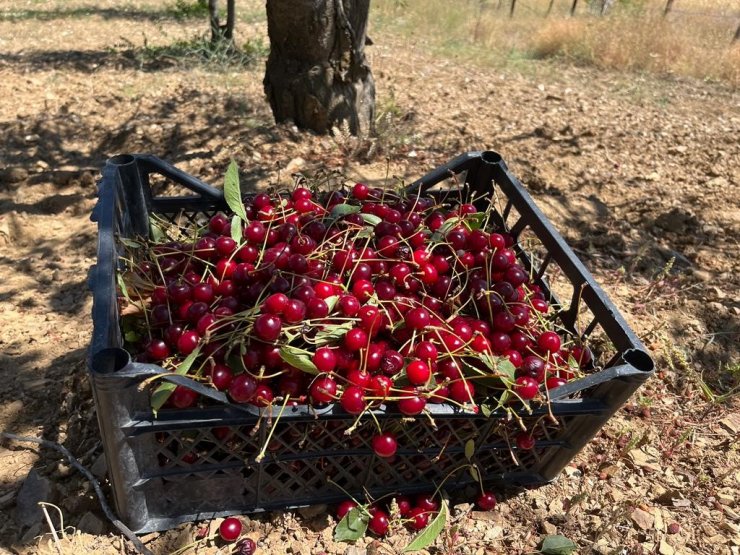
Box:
0;6;200;23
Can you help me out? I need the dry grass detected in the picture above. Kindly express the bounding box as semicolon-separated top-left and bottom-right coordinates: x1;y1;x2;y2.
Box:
372;0;740;85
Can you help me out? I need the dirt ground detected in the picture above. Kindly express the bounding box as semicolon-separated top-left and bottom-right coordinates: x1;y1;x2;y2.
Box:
0;1;738;554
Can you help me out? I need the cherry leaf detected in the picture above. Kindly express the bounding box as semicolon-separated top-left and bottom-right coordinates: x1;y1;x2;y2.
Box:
120;238;142;249
540;534;577;555
469;464;481;483
149;222;165;242
151;345;201;414
464;439;475;461
334;507;369;542
230;214;243;243
463;212;486;231
402;496;448;552
330;204;361;219
279;345;319;375
313;322;354;346
223;159;247;223
360;213;382;226
324;295;339;313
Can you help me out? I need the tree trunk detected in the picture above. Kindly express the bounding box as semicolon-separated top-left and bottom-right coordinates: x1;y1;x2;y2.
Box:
209;0;236;44
225;0;235;40
663;0;674;17
264;0;375;136
545;0;555;17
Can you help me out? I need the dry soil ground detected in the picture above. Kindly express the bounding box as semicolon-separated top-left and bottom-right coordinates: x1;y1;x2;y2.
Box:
0;2;739;554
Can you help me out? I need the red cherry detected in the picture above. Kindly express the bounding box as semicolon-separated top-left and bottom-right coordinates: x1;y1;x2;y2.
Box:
146;339;170;361
372;433;397;458
369;375;392;399
219;517;242;542
546;376;567;390
352;279;374;302
210;364;233;391
404;307;430;330
337;500;358;519
313;347;337;373
292;187;312;201
449;380;475;404
346;369;371;388
406;360;431;386
263;293;289;314
310;376;337;404
395;495;413;517
414;341;438;362
397;387;426;415
476;491;497;511
352;182;369;200
340;385;366;414
538;331;562;353
344;327;369;351
171;385;198;409
415;494;439;513
515;432;536;450
253;314;282;342
283;299;306;323
177;330;200;355
407;507;430;530
368;509;390;536
515;375;539;400
338;295;360;316
208;212;230;235
252;384;274;407
229;374;257;403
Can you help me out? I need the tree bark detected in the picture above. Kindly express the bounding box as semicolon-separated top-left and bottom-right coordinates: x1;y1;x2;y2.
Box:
264;0;376;136
663;0;674;17
209;0;236;44
545;0;555;17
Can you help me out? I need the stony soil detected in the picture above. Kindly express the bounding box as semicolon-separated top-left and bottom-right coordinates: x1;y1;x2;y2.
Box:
0;2;738;554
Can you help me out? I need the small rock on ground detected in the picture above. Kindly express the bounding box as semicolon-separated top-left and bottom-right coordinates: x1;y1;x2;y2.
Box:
15;469;55;528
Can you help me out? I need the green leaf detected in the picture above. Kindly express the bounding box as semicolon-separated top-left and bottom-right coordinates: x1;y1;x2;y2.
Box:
334;507;369;542
124;330;140;343
323;295;339;313
540;534;578;555
151;346;201;414
429;218;459;243
116;273;129;300
149;222;165;243
279;345;319;375
313;322;354;346
354;227;374;239
469;464;481;483
403;497;448;552
230;214;243;243
464;439;475;461
498;359;516;380
329;203;361;219
224;160;247;223
360;213;382;226
120;238;142;249
463;212;486;231
479;352;516;381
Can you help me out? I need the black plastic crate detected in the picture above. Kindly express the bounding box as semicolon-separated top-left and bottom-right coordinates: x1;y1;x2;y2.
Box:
89;151;654;534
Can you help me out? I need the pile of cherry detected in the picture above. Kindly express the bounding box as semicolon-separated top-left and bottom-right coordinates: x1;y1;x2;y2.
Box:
124;183;593;456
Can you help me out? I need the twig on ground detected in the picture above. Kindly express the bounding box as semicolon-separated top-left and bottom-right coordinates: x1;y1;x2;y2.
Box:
1;432;153;555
